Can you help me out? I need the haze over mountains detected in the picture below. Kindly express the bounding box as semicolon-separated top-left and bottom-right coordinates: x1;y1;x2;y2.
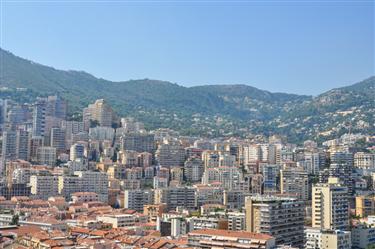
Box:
0;48;374;142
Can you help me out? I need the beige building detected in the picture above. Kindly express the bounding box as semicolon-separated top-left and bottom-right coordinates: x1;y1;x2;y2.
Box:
83;99;115;128
245;196;304;247
312;177;349;230
144;203;167;222
71;192;99;204
355;195;375;217
97;214;135;228
321;230;351;249
202;150;220;169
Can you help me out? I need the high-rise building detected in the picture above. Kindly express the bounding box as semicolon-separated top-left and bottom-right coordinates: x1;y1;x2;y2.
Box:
261;164;279;194
83;99;115;128
36;146;56;166
120;117;145;133
1;130;17;162
280;167;309;201
89;127;115;141
156;187;196;211
243;144;261;165
301;151;326;175
120;133;155;153
70;143;86;161
219;152;236;167
124;189;154;212
30;174;59;200
59;171;108;202
15;130;29;161
50;127;66;154
312;177;349;231
250;174;263;194
354;152;375;174
156;141;185;168
29;136;44;162
184;157;204;183
202;167;242;190
319;162;354;195
61;120;84;148
46;95;67;119
138;152;152;168
330;151;353;167
32;99;46;137
202;151;220;170
7;104;30;129
245;196;305;247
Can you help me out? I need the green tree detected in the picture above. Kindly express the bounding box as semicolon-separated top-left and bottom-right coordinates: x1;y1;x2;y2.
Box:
10;214;19;225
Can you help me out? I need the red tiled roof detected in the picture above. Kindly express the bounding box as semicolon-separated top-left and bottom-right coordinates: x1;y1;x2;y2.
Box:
188;229;273;240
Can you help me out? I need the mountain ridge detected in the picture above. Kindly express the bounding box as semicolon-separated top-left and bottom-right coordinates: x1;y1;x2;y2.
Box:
0;48;312;96
0;48;374;142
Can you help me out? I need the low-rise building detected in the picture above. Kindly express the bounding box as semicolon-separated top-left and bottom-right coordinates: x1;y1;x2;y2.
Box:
228;212;245;231
71;192;99;204
144;204;167;222
355;195;375;217
97;214;135;228
304;227;351;249
188;229;276;249
352;224;375;249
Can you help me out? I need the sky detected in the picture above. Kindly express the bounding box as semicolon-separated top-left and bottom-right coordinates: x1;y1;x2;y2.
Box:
1;0;374;95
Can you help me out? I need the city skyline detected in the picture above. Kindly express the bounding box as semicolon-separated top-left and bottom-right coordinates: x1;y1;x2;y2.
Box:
0;2;374;248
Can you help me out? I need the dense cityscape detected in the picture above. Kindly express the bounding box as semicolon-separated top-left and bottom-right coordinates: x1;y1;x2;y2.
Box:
0;95;373;249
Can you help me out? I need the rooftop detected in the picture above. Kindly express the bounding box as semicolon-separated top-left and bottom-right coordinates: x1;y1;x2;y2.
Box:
188;229;273;240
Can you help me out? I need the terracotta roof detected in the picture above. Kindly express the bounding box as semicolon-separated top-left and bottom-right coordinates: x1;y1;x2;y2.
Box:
0;225;43;237
188;229;273;240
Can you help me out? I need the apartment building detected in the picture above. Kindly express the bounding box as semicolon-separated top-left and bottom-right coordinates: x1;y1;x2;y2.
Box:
58;171;108;202
312;177;349;230
71;192;99;204
245;196;304;247
355;195;375;217
280;167;309;201
36;147;56;167
304;227;351;249
97;214;135;228
124;189;154;212
227;212;246;231
30;175;59;200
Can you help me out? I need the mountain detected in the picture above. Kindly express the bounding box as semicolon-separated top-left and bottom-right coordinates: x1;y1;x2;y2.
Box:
0;48;374;142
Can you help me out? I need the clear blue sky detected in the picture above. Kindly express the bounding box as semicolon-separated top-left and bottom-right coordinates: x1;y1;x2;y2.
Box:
1;0;374;95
